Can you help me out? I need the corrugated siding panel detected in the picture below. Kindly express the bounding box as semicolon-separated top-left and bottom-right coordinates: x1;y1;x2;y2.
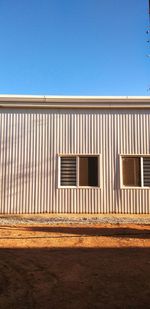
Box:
0;109;150;213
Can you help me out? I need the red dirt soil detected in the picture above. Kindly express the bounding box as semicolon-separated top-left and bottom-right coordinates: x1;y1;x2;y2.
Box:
0;223;150;309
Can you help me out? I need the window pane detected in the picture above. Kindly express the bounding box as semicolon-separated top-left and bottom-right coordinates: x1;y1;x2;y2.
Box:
143;158;150;187
61;157;76;186
122;157;140;186
79;157;98;186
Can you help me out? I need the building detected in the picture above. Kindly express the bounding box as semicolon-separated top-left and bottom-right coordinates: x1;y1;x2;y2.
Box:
0;95;150;214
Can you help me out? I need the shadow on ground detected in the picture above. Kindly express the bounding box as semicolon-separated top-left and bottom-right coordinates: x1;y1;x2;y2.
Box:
0;225;150;239
0;247;150;308
26;226;150;238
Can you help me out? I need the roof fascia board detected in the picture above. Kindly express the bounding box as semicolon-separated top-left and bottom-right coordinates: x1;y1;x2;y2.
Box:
0;95;150;109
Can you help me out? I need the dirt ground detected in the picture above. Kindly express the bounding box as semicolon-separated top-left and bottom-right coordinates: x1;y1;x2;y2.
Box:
0;223;150;309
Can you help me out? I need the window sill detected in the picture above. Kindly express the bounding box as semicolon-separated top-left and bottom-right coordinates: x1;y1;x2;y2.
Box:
58;186;101;189
120;186;150;190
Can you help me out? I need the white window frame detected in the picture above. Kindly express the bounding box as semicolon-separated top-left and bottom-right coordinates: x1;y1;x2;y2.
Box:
120;154;150;189
58;154;101;189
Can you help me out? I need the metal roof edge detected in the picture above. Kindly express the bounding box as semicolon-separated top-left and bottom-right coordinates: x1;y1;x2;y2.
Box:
0;95;150;108
0;95;150;100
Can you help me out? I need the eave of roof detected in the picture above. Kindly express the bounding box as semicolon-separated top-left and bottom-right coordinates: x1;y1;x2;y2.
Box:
0;95;150;109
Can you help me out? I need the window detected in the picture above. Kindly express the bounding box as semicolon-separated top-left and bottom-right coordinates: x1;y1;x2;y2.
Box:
122;157;141;186
122;156;150;187
60;155;99;187
143;158;150;186
61;157;76;186
79;157;98;186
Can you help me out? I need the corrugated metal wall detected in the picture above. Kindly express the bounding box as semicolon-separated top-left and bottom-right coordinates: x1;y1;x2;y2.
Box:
0;108;150;214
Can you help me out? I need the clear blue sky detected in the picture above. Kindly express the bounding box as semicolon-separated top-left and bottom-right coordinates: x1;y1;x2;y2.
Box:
0;0;149;95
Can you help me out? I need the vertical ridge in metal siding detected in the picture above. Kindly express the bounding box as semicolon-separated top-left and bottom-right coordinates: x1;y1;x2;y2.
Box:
3;113;7;213
101;113;106;213
105;113;108;213
22;113;25;213
26;113;29;213
21;113;25;213
7;113;11;213
23;112;27;213
45;114;48;213
55;113;59;213
37;113;41;213
41;114;44;213
49;113;52;213
54;113;57;212
28;113;32;213
43;112;47;213
48;113;52;213
32;113;37;213
99;113;103;213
